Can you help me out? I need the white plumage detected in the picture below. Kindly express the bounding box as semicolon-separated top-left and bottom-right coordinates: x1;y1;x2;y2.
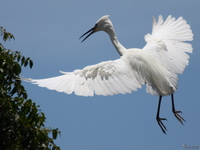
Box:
24;15;193;134
28;15;193;97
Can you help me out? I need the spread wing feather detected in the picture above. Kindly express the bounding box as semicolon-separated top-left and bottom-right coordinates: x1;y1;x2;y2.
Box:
143;15;193;74
27;59;142;96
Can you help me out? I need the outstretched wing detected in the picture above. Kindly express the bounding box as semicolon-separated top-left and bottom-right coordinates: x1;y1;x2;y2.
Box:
26;59;143;96
143;15;193;74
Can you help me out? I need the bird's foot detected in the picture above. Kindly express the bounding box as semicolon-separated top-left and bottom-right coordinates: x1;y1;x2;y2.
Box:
157;117;167;134
173;110;186;125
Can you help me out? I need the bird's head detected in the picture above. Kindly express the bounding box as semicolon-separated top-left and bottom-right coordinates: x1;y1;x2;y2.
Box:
80;15;113;42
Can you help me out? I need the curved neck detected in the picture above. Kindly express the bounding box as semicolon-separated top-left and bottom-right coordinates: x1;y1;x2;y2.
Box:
106;27;126;56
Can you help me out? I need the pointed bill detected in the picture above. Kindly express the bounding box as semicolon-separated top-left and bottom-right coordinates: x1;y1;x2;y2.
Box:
79;24;97;42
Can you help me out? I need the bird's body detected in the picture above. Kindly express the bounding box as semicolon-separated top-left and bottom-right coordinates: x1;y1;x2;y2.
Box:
25;15;193;134
123;48;177;96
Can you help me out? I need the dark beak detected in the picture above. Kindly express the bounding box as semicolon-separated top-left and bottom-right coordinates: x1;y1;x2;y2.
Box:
79;24;97;42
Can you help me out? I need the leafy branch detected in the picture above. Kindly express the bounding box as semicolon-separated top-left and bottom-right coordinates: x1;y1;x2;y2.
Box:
0;27;61;150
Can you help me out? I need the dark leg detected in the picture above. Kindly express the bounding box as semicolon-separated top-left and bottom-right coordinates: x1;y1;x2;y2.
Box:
171;94;186;124
156;96;167;134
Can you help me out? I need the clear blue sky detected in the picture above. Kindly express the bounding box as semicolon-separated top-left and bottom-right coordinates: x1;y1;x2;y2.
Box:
1;0;200;149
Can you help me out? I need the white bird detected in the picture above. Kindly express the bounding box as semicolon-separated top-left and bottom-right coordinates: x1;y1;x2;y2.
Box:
25;15;193;134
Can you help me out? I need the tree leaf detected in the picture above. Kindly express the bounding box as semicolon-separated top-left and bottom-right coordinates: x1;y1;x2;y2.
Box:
29;60;33;68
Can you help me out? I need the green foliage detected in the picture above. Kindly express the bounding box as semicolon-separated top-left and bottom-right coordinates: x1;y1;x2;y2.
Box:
0;27;15;42
0;27;61;150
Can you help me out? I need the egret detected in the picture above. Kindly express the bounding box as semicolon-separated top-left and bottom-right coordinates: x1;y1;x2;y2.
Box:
25;15;193;134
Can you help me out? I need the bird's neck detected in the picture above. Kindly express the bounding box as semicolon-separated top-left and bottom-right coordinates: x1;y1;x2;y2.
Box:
107;27;126;56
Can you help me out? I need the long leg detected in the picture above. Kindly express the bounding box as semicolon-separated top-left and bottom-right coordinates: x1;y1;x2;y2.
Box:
171;94;186;124
156;96;167;134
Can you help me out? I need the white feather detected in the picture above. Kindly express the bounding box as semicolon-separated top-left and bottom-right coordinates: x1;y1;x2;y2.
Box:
24;15;193;97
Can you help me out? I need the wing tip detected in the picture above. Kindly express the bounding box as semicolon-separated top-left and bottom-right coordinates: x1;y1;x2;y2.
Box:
21;76;33;82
